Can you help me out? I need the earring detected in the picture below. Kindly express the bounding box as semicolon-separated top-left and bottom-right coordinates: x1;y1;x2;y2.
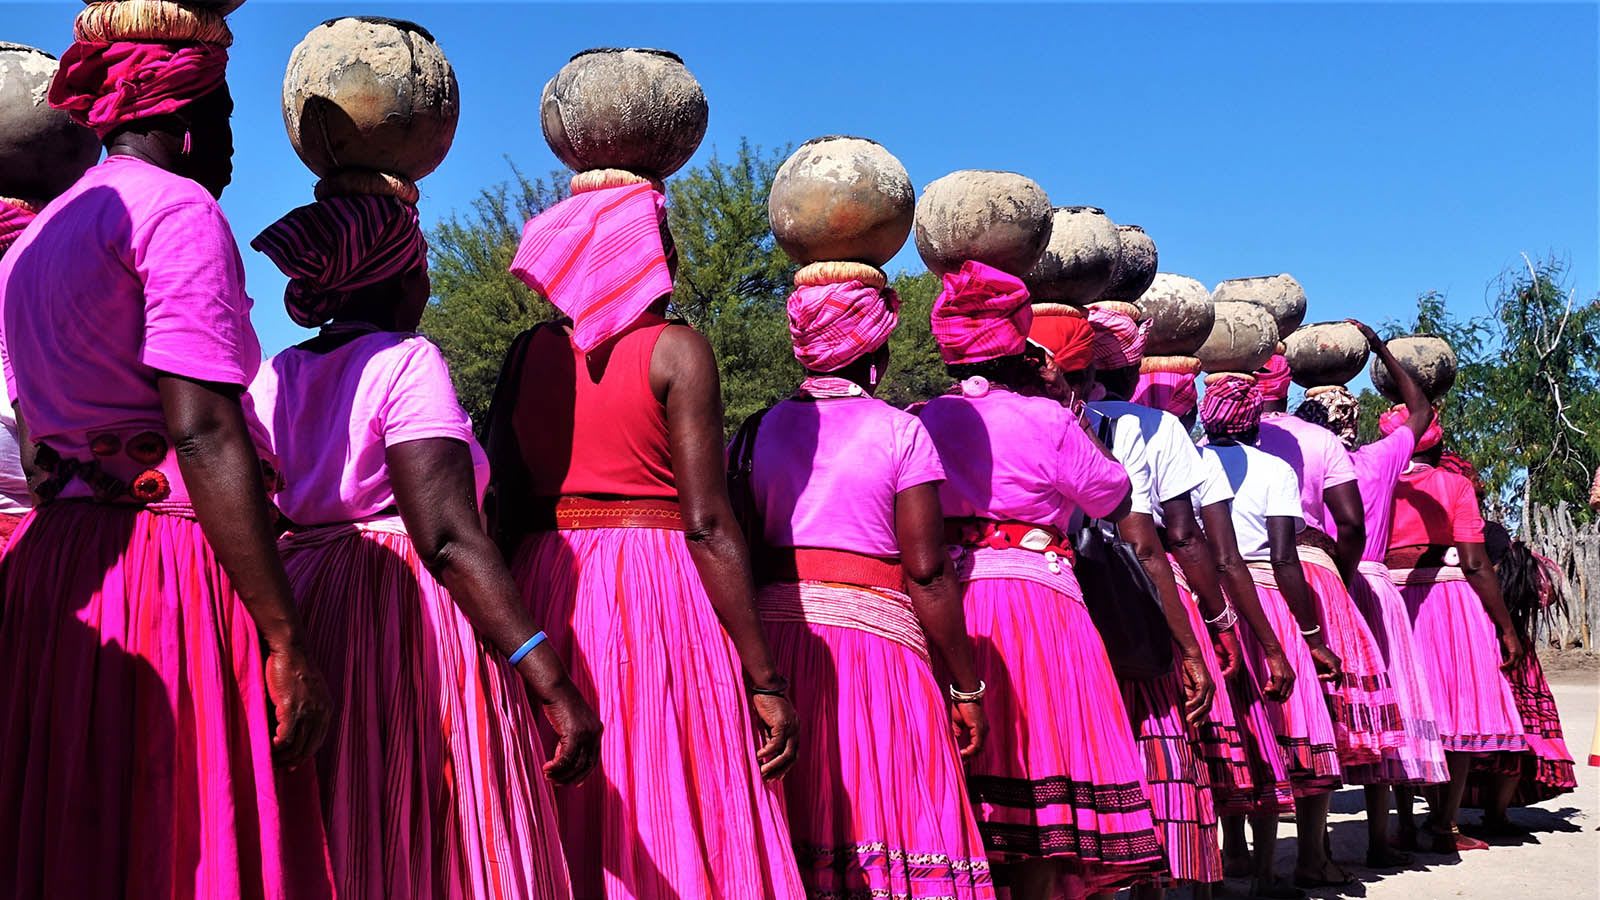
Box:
869;362;879;385
181;130;192;156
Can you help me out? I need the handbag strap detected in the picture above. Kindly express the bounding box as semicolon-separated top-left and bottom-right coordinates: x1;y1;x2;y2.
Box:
1083;410;1120;531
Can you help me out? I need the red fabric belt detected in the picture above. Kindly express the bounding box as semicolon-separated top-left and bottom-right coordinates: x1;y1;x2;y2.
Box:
758;547;905;592
1385;544;1454;570
531;497;683;531
945;517;1075;564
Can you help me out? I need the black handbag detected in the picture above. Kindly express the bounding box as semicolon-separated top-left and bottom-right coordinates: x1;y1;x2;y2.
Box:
1072;413;1175;681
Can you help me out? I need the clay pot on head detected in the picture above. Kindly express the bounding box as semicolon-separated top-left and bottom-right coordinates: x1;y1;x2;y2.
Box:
1284;321;1369;388
1371;335;1457;402
1021;206;1121;304
541;48;707;181
0;43;101;205
1212;273;1307;342
768;136;913;268
1100;224;1158;302
283;17;460;183
1137;273;1214;357
913;170;1051;278
1196;300;1278;374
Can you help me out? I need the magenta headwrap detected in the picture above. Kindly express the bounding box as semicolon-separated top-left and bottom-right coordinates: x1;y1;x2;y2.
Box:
1200;375;1263;436
1133;370;1199;417
510;182;673;352
787;280;899;373
0;203;35;257
930;261;1032;365
1255;353;1292;402
49;41;229;139
1378;403;1442;453
252;195;426;328
1088;305;1147;370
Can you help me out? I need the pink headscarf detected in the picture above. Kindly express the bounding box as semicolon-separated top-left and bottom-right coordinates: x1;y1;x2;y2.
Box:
1255;353;1292;402
0;203;35;257
1379;403;1442;452
1089;305;1147;370
1133;370;1199;417
1200;375;1263;436
787;280;899;373
1028;313;1095;372
252;195;426;328
49;41;229;139
930;261;1032;365
510;182;673;352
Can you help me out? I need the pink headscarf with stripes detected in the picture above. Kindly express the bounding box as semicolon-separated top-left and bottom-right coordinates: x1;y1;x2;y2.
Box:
0;204;35;257
1200;375;1263;436
49;41;229;139
252;195;426;328
510;182;673;352
930;261;1032;365
787;281;899;373
1256;353;1292;402
1133;370;1199;417
1379;403;1443;452
1089;305;1147;370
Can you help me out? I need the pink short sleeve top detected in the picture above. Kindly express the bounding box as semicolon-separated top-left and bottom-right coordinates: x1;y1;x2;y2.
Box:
1350;428;1416;561
1257;412;1357;533
250;331;486;526
1390;464;1485;549
0;157;268;506
750;395;945;558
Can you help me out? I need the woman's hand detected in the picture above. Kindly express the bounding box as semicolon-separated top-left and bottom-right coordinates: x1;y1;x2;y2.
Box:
1213;630;1244;680
949;700;988;759
751;693;800;780
1499;629;1526;674
533;678;603;784
1180;650;1216;728
264;641;332;767
1308;643;1343;683
1261;646;1297;701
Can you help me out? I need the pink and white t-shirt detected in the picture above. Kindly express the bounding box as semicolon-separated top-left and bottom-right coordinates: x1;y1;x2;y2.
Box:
1095;398;1215;526
1350;428;1416;562
0;156;268;505
1201;442;1306;562
250;331;486;526
1257;412;1357;534
751;395;945;558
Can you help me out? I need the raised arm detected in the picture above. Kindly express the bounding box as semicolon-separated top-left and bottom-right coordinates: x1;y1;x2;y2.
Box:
1266;515;1341;682
1352;319;1431;438
1198;500;1296;700
1119;509;1214;724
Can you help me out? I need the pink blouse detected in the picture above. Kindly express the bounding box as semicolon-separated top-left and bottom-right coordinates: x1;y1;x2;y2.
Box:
1350;428;1415;562
1257;412;1357;535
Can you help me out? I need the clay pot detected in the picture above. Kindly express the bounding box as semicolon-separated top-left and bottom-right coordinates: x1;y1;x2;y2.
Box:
282;17;458;183
541;48;707;181
1196;300;1278;374
913;170;1051;278
0;44;100;205
1137;274;1214;357
1284;321;1368;388
768;136;912;267
1022;206;1121;304
1212;273;1306;341
1100;224;1158;302
1371;335;1457;402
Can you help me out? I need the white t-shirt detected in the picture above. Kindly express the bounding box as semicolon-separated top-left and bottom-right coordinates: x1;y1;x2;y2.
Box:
0;371;29;515
1192;450;1236;512
1201;442;1304;561
1089;404;1155;516
1095;399;1211;526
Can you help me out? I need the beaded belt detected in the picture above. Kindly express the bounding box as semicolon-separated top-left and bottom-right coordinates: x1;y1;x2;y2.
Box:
945;517;1074;564
1298;544;1341;573
529;496;683;531
757;546;904;592
756;580;928;659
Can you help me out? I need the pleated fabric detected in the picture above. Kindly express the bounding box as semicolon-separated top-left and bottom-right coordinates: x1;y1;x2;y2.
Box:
1118;668;1223;885
279;519;572;900
960;576;1166;895
511;526;804;900
0;502;334;899
1462;647;1576;808
1396;572;1527;754
1349;562;1448;784
1300;555;1408;778
1168;556;1255;798
758;581;995;899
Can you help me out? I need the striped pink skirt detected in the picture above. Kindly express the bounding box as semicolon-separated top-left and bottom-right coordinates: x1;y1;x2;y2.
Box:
280;519;571;900
1119;669;1223;885
1168;557;1256;800
512;526;804;900
1349;561;1448;784
1463;647;1576;807
960;575;1165;894
0;502;334;899
1395;568;1526;754
757;581;994;899
1300;552;1407;778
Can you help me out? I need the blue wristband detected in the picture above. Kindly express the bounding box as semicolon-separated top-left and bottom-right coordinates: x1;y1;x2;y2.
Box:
508;631;548;666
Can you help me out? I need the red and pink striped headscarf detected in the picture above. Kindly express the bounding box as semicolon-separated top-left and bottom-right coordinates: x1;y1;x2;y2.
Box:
49;40;228;139
1089;305;1147;370
787;280;900;373
1133;370;1199;417
1255;353;1292;402
1200;374;1263;436
0;203;35;257
930;261;1032;365
252;194;426;328
1378;403;1443;452
510;182;673;353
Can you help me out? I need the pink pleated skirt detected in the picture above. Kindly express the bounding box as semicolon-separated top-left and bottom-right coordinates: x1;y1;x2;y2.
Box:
1119;669;1222;885
1349;562;1448;785
512;526;804;900
960;574;1165;894
0;502;334;899
1234;566;1342;797
1463;647;1576;807
1168;557;1255;799
1395;569;1527;754
280;520;572;900
757;580;994;899
1300;553;1407;778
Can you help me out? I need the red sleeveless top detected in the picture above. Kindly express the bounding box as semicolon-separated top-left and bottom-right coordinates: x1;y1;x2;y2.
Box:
512;314;677;500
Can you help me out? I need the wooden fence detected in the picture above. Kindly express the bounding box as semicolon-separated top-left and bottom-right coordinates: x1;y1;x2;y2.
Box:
1526;502;1600;653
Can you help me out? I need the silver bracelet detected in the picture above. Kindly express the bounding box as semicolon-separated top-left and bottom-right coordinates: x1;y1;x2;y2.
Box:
1203;604;1238;632
1300;624;1323;638
948;680;987;704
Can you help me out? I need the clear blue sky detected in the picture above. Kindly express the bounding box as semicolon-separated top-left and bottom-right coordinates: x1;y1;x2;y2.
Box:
10;2;1597;364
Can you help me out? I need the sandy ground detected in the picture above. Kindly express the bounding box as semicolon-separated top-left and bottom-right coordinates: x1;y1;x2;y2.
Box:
1219;668;1600;900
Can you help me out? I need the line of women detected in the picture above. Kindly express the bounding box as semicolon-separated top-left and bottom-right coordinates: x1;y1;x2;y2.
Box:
0;24;1580;900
